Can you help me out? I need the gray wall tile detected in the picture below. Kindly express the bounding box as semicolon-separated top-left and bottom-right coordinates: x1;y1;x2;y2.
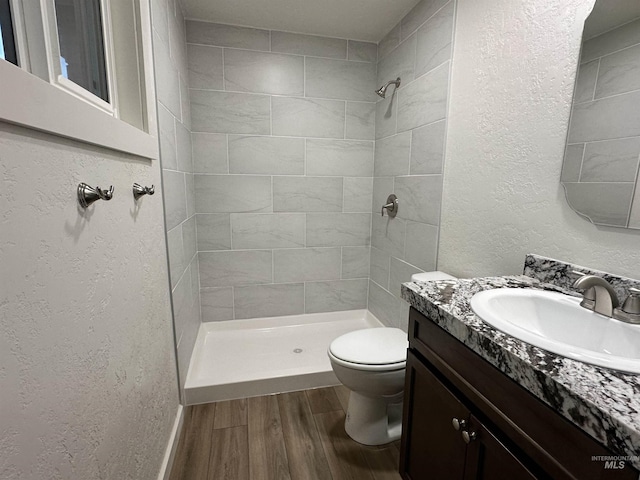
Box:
377;34;416;91
574;59;598;104
195;175;272;213
595;44;640;99
176;121;193;172
273;176;343;212
187;44;223;89
305;279;368;313
371;215;406;257
234;283;305;319
306;213;371;246
196;214;231;251
199;250;272;287
375;95;398;140
395;175;443;225
561;144;584;182
346;102;376;140
368;280;400;327
200;287;234;322
375;132;411;176
348;41;377;62
274;247;341;282
397;62;449;132
563;182;634;227
186;21;270;50
191;90;270;134
342;246;370;279
185;173;196;218
182;216;197;264
410;120;445;174
344;177;373;212
271;31;347;58
231;213;305;249
272;97;345;138
415;1;454;78
158;104;177;170
401;0;450;41
580;138;640;182
167;225;184;288
224;49;304;95
629;189;640;229
370;246;390;289
372;176;395;213
180;75;192;130
389;257;422;297
154;32;181;118
306;139;374;176
306;58;377;101
229;135;305;175
163;170;187;230
405;221;438;271
192;133;228;174
568;90;640;143
582;18;640;62
378;24;401;60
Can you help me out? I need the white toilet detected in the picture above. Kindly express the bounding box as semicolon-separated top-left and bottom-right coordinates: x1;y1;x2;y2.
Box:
328;271;456;445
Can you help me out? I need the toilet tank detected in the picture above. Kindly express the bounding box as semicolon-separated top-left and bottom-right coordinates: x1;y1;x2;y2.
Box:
410;271;457;282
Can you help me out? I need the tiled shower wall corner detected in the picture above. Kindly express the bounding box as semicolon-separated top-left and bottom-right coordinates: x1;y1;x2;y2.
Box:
186;21;378;321
152;0;201;389
368;0;455;331
562;17;640;228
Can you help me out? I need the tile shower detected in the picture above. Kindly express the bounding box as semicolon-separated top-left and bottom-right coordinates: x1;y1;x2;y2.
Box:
156;0;458;396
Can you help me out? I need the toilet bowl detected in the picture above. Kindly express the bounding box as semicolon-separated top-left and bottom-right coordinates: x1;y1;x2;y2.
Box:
328;271;457;445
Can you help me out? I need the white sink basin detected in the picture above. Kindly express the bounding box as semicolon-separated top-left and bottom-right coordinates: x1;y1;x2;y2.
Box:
470;288;640;374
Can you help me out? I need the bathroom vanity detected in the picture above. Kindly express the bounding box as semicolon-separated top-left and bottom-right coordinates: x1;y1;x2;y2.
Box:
399;256;640;480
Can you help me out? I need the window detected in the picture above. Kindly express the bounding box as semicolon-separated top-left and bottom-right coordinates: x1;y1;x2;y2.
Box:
53;0;109;103
0;0;18;65
0;0;157;159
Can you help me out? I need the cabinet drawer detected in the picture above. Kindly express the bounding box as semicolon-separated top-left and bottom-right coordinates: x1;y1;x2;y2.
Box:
407;307;637;480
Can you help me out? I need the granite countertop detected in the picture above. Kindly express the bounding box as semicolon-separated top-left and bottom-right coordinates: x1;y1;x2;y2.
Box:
401;274;640;470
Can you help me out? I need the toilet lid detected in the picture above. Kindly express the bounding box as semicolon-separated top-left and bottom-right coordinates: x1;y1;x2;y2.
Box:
329;328;408;365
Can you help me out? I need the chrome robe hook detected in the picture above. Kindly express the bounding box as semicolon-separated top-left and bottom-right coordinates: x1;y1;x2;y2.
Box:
132;183;155;200
77;183;114;208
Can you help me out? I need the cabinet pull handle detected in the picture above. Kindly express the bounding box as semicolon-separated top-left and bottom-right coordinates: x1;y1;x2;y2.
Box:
452;418;466;431
462;430;477;443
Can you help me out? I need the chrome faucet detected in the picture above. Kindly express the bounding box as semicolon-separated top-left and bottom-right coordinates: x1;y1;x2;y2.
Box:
572;274;620;317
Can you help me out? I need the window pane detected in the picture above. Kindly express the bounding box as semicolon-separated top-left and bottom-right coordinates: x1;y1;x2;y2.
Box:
0;0;18;65
54;0;109;102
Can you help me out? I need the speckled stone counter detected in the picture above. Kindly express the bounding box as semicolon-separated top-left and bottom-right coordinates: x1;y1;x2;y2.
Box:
401;263;640;470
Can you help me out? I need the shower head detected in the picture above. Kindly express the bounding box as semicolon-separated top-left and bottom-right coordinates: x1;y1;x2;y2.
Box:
375;77;401;98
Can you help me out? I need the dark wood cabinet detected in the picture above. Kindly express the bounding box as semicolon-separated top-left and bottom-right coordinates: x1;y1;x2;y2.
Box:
402;351;538;480
400;307;638;480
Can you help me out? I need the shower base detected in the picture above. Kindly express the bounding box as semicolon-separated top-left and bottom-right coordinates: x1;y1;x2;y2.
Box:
183;309;383;405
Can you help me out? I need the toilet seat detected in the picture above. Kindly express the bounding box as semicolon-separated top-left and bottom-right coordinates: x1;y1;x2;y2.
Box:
328;328;408;372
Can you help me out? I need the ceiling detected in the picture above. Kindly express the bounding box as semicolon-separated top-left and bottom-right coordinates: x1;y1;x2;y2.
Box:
182;0;421;42
583;0;640;39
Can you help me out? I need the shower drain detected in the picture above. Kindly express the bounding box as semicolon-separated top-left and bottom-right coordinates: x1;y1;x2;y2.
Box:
293;348;303;353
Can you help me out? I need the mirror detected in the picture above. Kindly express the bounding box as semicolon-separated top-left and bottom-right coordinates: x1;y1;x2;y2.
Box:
561;0;640;229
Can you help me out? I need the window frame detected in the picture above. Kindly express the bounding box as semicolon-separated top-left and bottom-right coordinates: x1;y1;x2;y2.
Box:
0;0;158;160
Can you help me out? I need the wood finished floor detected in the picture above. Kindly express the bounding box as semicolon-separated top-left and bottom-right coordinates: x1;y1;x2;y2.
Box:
169;386;402;480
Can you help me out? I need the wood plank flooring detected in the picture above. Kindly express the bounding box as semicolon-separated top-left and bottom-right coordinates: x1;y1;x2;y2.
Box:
169;387;402;480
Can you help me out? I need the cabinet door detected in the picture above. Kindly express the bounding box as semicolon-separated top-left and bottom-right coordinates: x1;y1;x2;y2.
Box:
402;351;469;480
463;414;538;480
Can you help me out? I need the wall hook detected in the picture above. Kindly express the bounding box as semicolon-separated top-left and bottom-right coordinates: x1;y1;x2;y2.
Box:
78;183;114;208
133;183;155;200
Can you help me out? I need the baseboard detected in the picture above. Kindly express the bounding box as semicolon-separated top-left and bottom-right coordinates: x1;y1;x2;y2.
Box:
157;404;185;480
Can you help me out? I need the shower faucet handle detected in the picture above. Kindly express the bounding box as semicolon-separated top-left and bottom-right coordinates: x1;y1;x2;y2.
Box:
381;194;399;217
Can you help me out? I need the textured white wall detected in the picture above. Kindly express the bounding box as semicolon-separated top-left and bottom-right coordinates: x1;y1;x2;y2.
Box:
0;123;179;479
438;0;640;280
